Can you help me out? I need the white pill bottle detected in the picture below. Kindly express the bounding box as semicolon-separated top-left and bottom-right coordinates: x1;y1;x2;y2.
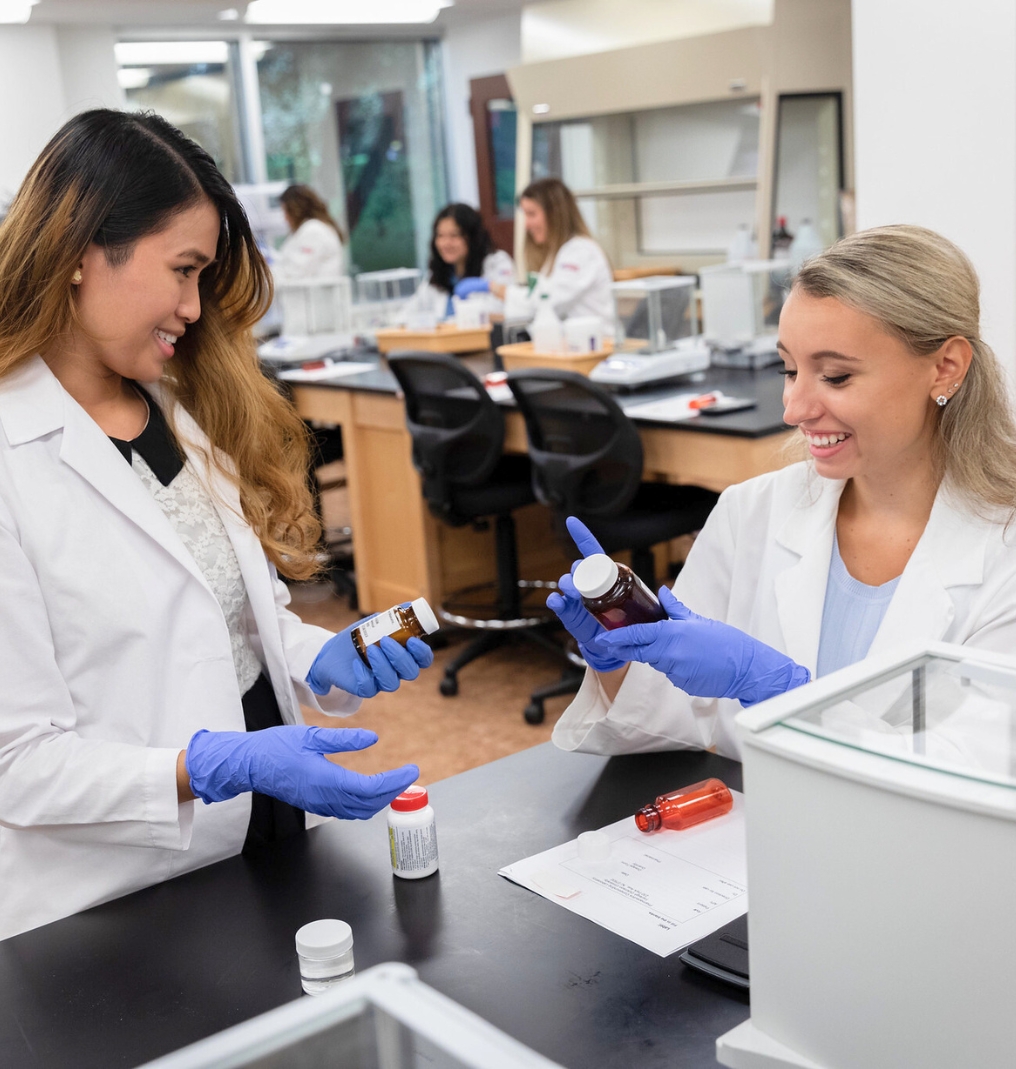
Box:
387;786;438;879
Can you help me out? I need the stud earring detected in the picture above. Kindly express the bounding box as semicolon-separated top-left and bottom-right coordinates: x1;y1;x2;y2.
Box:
71;269;82;284
936;395;949;407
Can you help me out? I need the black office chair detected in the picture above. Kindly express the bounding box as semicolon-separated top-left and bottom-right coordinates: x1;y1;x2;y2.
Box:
506;369;719;705
388;353;573;705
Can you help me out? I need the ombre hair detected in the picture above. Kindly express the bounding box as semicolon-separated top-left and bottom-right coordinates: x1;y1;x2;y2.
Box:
280;184;346;244
0;109;322;579
519;177;592;274
793;224;1016;517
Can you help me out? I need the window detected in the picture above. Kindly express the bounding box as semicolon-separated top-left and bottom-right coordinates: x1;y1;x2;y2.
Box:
257;40;448;273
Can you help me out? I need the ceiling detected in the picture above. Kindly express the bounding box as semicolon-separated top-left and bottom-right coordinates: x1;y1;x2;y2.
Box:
29;0;530;34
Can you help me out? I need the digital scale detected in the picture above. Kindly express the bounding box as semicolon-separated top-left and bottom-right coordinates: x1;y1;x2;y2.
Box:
589;338;712;386
590;275;712;387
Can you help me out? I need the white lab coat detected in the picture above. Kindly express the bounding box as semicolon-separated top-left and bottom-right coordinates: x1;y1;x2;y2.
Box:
275;218;345;280
0;356;359;938
400;250;516;319
553;462;1016;760
534;235;614;327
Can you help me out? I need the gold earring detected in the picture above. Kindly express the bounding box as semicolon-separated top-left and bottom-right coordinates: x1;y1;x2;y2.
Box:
71;269;82;284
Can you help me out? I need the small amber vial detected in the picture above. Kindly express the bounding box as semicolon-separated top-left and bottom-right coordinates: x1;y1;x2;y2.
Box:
572;553;667;630
351;597;440;664
634;778;732;833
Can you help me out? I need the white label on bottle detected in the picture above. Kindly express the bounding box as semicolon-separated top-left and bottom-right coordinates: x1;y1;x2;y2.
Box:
355;608;403;649
389;821;439;873
634;573;661;605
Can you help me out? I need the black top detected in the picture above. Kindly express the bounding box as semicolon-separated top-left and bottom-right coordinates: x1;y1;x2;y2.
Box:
108;385;185;486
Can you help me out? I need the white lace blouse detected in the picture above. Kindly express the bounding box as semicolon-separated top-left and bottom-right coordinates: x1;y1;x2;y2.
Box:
132;452;263;695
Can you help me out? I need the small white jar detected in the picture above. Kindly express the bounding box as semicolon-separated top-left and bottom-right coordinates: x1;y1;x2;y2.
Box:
387;786;439;879
295;919;354;995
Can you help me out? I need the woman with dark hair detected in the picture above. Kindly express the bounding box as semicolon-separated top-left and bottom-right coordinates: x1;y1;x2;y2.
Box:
519;177;613;328
401;202;515;320
276;184;346;280
0;109;433;938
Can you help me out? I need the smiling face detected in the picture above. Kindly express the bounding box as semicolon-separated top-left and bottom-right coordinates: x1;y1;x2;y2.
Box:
520;197;548;246
778;288;969;484
68;199;221;385
434;217;469;268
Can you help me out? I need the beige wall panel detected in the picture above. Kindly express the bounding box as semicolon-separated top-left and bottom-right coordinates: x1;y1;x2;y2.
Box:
508;26;770;120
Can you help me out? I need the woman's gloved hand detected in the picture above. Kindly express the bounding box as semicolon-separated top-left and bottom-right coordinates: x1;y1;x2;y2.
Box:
306;617;434;699
186;725;418;819
546;516;626;673
599;586;810;706
453;276;490;298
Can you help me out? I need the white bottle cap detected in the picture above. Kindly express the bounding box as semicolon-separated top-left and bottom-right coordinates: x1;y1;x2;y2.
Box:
296;919;353;960
572;554;619;599
410;597;440;635
577;830;611;861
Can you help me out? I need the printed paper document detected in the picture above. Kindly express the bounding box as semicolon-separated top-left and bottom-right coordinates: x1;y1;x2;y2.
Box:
499;792;747;957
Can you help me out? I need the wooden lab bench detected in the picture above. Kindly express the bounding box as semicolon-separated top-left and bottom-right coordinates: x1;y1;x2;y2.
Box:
289;358;794;614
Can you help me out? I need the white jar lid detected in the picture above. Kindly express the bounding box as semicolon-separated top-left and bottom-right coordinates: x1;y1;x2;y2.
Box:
577;830;611;861
410;597;440;635
296;919;353;960
572;554;619;599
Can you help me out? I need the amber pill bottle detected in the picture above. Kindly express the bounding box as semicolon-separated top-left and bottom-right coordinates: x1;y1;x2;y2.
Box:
351;597;440;664
572;553;667;630
634;778;732;833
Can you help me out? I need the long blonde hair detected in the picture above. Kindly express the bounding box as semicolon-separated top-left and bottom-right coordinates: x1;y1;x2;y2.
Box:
520;177;592;273
794;224;1016;517
0;109;322;579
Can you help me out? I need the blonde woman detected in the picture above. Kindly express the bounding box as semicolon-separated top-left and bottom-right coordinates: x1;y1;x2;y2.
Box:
0;110;433;938
275;184;346;280
549;225;1016;758
519;177;614;327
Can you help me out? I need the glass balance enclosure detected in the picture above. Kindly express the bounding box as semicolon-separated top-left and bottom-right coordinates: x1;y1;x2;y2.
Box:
611;275;697;354
778;649;1016;790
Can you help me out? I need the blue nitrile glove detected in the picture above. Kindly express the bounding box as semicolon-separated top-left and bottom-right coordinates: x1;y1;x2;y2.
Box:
453;276;490;299
599;586;810;706
306;617;434;699
186;725;418;819
546;516;627;673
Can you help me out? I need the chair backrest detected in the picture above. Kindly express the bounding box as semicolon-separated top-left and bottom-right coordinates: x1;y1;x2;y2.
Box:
388;353;505;523
505;369;643;518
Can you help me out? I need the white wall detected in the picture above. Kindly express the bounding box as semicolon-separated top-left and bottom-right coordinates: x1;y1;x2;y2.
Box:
0;26;65;206
56;26;124;114
852;0;1016;377
441;10;522;206
0;24;122;208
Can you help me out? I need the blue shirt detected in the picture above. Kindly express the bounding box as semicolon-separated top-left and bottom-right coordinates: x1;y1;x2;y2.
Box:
816;534;900;678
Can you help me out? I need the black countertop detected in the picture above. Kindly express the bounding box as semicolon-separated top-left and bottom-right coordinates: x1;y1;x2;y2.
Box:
278;351;789;440
0;743;749;1069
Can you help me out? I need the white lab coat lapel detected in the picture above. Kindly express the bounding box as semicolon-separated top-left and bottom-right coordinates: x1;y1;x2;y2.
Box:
868;489;985;656
1;358;216;596
772;476;843;673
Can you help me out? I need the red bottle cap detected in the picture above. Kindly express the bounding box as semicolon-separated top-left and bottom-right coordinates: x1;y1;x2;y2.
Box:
390;785;429;811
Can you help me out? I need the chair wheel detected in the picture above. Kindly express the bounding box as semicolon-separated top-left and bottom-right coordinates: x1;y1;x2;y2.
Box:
524;701;545;725
439;676;459;697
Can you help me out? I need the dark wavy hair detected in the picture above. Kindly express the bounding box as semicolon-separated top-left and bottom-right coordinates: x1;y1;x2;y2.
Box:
0;108;322;578
427;203;497;294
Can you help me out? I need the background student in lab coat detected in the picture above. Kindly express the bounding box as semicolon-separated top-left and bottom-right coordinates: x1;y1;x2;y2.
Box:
0;109;433;939
401;202;515;320
519;177;614;328
548;225;1016;758
274;184;346;280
